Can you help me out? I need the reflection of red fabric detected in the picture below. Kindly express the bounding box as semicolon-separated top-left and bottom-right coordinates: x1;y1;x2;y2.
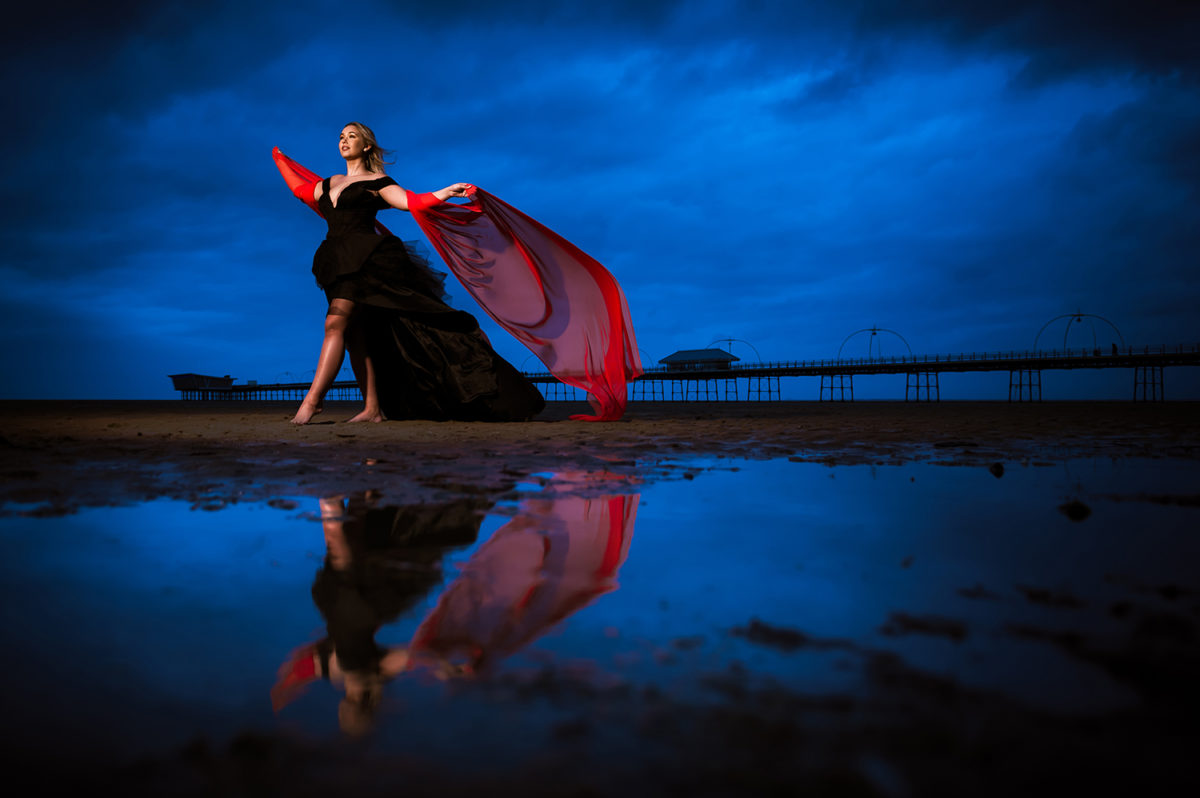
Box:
272;147;642;421
270;643;318;712
408;490;639;666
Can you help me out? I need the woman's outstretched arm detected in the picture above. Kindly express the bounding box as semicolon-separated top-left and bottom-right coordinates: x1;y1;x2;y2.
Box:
379;182;474;211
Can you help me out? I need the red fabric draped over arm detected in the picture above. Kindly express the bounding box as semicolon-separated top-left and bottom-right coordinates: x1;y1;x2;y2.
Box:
409;189;642;421
271;147;323;217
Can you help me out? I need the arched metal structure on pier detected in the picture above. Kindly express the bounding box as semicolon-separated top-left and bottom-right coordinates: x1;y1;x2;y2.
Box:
837;327;913;360
1014;312;1130;402
707;338;773;401
1034;312;1126;352
826;327;938;402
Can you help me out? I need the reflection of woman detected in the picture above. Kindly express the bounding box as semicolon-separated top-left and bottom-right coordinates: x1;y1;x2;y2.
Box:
283;122;545;425
273;484;639;735
271;493;485;735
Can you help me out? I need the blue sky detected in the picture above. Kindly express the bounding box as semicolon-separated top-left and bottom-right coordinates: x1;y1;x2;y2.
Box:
3;0;1198;399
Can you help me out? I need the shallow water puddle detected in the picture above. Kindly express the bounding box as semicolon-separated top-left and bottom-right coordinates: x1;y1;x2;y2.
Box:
1;457;1198;768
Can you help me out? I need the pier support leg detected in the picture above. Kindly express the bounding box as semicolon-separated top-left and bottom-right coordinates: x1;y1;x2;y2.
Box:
1008;369;1042;402
820;374;853;402
1133;366;1164;402
905;371;939;402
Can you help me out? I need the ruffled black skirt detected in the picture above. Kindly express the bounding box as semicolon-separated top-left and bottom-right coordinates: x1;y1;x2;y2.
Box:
322;237;545;422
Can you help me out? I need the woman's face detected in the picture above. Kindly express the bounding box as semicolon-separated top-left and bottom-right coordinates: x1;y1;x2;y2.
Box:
339;126;370;160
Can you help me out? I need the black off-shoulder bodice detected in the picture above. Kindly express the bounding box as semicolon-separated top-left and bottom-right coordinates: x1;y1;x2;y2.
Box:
320;175;395;233
311;175;398;287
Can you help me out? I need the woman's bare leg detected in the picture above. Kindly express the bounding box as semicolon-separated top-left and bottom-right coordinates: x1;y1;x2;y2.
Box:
345;321;384;423
291;300;355;425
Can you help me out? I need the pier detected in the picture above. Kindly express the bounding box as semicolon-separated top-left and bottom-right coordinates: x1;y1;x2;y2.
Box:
171;342;1199;403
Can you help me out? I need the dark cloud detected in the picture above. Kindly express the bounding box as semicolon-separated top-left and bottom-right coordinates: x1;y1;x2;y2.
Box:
376;0;686;29
851;0;1200;84
796;67;867;107
1066;89;1200;193
5;3;295;125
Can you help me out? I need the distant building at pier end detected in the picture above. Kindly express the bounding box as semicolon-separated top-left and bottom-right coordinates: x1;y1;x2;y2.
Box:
658;349;741;371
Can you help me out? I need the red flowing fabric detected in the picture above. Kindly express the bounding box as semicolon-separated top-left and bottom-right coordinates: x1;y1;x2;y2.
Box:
407;479;639;669
408;190;641;421
272;147;641;421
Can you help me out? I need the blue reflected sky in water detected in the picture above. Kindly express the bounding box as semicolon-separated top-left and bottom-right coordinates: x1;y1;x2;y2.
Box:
599;458;1200;710
1;457;1198;763
1;501;326;754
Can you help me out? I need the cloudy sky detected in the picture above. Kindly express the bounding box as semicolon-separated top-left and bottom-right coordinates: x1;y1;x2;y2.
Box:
4;0;1198;400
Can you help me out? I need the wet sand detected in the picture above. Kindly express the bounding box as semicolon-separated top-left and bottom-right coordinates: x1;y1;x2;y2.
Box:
3;399;1198;513
2;399;1199;796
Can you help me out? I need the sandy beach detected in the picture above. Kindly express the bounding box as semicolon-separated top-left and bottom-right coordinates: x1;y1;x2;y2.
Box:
4;399;1198;513
2;399;1199;796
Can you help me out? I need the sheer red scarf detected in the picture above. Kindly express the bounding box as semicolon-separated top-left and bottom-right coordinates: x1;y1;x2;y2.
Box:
272;147;641;421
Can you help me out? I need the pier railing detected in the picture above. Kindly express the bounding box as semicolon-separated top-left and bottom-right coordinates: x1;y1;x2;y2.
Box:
523;342;1200;380
171;343;1199;402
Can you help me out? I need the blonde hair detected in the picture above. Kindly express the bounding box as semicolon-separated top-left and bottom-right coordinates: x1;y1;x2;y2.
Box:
343;121;392;174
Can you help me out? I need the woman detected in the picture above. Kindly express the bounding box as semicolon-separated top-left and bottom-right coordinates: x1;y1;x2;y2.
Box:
287;122;545;425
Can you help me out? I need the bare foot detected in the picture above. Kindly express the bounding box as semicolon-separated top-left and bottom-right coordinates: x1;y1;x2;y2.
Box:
346;408;385;423
290;401;322;425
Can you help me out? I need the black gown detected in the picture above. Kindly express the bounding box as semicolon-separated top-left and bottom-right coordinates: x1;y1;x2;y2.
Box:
313;176;545;421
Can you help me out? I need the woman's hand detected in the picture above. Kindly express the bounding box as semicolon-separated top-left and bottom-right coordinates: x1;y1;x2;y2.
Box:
436;182;476;200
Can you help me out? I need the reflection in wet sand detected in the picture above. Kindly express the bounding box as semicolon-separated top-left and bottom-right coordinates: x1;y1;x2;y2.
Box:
410;485;638;674
4;456;1197;794
271;492;489;733
273;478;639;735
